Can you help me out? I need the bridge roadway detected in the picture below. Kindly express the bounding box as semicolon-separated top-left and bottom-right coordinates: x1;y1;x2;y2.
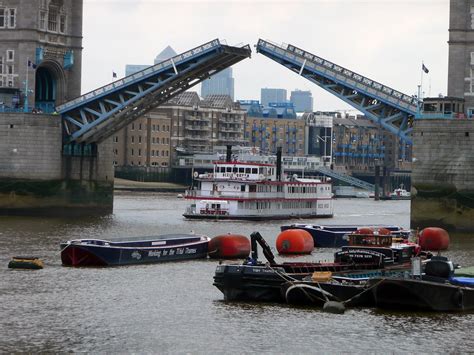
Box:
256;39;418;145
58;39;251;144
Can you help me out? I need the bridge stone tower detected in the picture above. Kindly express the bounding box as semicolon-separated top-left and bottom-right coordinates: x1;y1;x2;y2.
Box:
0;0;82;112
0;0;115;217
448;0;474;115
410;0;474;232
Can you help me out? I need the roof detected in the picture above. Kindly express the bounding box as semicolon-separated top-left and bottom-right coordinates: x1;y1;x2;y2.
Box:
166;91;200;106
200;95;234;109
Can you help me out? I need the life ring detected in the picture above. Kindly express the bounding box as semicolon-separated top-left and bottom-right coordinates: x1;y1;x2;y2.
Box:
193;171;199;178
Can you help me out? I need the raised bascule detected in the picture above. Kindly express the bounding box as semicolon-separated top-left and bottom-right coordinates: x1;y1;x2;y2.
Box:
59;40;251;145
256;39;417;145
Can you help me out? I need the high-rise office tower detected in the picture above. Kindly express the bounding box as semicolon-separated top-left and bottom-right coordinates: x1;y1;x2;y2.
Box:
201;67;234;100
260;88;287;107
125;46;177;77
290;89;313;112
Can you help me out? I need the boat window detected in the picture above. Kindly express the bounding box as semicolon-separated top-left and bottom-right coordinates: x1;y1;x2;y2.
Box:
252;168;258;174
233;167;238;173
249;185;256;192
239;167;245;173
241;185;245;192
245;168;251;174
226;167;232;173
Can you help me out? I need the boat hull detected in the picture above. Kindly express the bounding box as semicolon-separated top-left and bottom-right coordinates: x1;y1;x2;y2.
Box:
370;277;474;312
183;213;333;221
61;235;210;267
213;258;386;303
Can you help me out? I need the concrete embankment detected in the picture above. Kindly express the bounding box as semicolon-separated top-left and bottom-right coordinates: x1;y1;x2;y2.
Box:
113;178;187;193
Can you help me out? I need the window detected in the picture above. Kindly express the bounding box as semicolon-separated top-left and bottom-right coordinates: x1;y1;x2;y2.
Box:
138;136;142;143
138;149;141;156
131;136;134;143
471;6;474;29
7;64;13;74
48;8;58;32
0;57;3;74
0;9;5;27
8;8;15;28
39;11;46;30
59;15;66;33
6;50;13;61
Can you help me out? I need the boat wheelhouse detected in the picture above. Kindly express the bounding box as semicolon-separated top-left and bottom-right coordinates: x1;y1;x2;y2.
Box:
183;160;333;220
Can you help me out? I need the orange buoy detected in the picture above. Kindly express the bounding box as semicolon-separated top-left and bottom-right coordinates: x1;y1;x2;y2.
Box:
374;228;392;236
208;234;250;259
419;227;450;251
355;227;374;235
276;229;314;255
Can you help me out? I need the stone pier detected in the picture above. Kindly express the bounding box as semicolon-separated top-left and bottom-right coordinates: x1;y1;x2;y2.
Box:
0;113;114;216
411;119;474;231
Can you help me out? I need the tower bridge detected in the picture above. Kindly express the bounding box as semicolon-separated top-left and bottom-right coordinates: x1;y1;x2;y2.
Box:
256;39;418;145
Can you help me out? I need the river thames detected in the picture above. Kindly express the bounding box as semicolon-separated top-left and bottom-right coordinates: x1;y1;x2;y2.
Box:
1;193;473;353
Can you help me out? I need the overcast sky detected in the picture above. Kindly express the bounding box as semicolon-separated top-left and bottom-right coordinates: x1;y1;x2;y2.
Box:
82;0;449;112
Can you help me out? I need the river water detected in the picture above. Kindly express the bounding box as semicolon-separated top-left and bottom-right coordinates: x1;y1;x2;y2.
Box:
1;193;473;353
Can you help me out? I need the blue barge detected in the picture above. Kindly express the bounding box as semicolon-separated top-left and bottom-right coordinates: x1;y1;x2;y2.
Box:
61;234;210;267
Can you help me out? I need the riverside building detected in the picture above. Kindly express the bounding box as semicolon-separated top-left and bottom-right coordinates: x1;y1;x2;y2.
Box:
244;116;305;156
112;92;246;167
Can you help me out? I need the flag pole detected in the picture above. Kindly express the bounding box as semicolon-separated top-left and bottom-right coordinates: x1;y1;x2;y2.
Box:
420;61;424;101
24;58;29;113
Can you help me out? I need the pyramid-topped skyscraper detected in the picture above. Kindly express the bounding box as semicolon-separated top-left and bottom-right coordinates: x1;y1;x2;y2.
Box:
154;46;177;64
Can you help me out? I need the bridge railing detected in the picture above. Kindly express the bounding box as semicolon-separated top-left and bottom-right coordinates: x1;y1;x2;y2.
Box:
57;39;222;113
257;39;418;113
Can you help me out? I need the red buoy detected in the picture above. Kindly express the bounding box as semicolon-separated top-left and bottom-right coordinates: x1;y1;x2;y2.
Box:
208;234;250;259
276;230;314;255
419;227;450;251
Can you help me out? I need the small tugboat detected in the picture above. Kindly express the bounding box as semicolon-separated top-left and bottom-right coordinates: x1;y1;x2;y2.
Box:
280;224;410;248
61;233;210;267
380;185;411;200
8;256;44;270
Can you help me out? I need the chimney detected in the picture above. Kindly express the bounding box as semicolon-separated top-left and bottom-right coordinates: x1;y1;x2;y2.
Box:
226;145;232;162
276;147;282;181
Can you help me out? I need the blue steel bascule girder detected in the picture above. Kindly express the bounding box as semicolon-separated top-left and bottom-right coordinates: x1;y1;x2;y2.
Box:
58;39;251;144
256;39;418;145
